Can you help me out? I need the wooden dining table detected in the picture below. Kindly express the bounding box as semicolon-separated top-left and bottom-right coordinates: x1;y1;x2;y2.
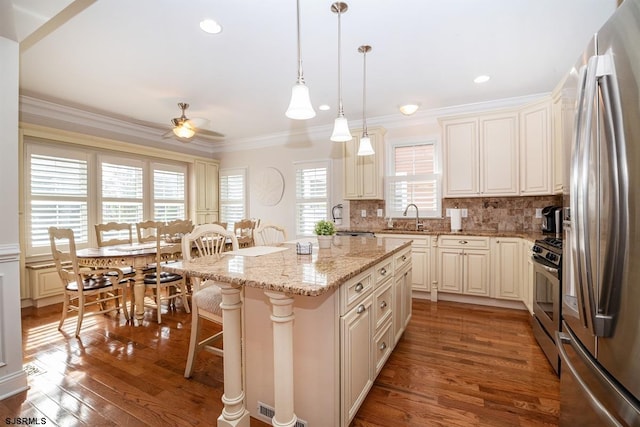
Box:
75;243;159;322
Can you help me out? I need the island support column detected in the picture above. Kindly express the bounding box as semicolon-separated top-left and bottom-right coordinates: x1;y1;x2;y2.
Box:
265;291;298;427
218;284;250;427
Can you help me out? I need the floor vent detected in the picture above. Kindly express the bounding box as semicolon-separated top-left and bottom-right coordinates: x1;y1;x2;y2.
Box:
257;402;308;427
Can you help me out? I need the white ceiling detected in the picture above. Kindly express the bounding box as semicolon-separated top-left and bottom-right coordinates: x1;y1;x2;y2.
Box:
11;0;617;152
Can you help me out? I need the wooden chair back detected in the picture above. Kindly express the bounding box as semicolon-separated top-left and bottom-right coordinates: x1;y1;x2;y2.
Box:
136;220;163;243
49;226;81;285
254;223;287;246
182;224;239;262
95;222;133;247
234;219;257;248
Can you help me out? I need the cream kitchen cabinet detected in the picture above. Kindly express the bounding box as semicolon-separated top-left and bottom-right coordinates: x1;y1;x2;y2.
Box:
492;237;522;300
552;83;573;195
437;236;490;296
194;160;219;224
522;239;535;314
520;99;552;195
380;234;431;293
442;112;519;197
392;247;412;344
343;127;386;200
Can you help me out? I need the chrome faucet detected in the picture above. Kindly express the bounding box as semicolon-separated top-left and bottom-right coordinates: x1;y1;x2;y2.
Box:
403;203;424;231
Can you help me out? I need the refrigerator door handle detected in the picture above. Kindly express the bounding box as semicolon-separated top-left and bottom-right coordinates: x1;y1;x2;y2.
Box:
556;331;625;427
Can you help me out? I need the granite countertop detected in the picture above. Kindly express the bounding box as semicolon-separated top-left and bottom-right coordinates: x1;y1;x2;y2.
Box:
164;236;412;297
341;228;549;244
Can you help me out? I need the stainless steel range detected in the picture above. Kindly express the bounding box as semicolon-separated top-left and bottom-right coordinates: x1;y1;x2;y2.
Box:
530;236;562;374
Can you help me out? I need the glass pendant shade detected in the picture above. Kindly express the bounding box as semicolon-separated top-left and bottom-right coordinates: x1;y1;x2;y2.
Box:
331;115;352;142
286;82;316;119
357;135;375;156
173;122;195;139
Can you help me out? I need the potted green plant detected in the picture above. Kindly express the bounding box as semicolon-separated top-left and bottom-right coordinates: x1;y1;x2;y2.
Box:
314;220;336;249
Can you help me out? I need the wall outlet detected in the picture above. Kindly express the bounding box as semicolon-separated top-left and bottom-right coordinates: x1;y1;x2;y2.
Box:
535;208;543;218
445;208;451;217
361;209;367;217
377;208;383;217
461;208;468;218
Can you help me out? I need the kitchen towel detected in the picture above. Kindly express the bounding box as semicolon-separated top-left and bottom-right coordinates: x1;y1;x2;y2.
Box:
450;208;462;232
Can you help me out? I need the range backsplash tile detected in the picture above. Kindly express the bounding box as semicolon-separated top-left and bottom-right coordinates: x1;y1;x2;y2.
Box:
348;195;563;233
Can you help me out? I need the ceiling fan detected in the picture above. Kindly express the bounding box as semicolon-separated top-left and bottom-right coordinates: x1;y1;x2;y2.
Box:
163;102;225;141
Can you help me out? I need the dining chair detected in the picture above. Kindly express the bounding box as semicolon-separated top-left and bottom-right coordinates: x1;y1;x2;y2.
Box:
234;219;257;248
182;223;239;378
94;222;136;279
211;221;228;230
49;226;130;337
254;223;287;246
136;220;163;243
142;222;192;323
166;218;194;231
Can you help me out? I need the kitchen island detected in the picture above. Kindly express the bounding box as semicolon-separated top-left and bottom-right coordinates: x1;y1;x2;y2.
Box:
166;235;412;427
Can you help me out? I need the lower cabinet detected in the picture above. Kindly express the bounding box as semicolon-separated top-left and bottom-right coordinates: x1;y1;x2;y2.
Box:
379;234;431;293
522;239;535;314
492;237;522;300
340;293;374;423
437;236;490;296
340;248;411;426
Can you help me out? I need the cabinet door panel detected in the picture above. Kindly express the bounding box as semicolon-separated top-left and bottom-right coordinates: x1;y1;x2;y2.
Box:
494;239;522;300
438;249;462;293
520;102;551;195
463;250;490;296
481;114;519;195
443;119;479;196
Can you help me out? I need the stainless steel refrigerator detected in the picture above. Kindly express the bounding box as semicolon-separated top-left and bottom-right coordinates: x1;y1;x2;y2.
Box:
559;0;640;425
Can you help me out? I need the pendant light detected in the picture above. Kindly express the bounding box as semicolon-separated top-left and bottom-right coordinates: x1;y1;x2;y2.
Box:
285;0;316;120
330;2;352;142
357;45;374;156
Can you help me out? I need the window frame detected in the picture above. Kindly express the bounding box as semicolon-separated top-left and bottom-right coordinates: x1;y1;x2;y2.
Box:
385;138;442;219
219;167;248;231
294;159;331;238
24;140;188;257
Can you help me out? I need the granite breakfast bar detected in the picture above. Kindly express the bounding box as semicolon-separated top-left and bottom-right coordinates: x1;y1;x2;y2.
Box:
165;235;412;427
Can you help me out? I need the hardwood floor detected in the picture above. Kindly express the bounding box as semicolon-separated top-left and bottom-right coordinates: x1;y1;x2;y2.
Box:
1;298;558;426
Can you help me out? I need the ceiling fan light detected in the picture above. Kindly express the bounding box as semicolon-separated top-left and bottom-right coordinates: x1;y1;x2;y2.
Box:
330;115;352;142
173;122;195;139
286;82;316;120
357;135;375;156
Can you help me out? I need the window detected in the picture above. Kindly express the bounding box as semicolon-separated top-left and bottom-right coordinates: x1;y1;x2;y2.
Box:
26;146;90;248
385;141;441;218
220;168;246;230
99;158;144;225
295;161;330;237
25;141;187;256
153;164;186;222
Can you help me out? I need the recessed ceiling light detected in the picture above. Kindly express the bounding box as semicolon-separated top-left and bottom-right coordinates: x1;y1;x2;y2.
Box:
319;104;331;111
200;19;222;34
474;75;490;84
399;104;419;115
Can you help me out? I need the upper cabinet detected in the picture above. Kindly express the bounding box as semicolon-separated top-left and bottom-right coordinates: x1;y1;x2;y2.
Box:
343;127;386;200
442;111;519;197
441;98;553;198
519;100;552;195
194;160;219;224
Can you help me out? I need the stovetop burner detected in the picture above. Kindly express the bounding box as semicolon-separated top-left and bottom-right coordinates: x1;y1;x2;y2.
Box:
532;237;562;268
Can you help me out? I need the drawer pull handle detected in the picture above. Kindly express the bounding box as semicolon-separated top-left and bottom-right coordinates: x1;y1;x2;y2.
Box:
459;240;468;244
355;283;364;292
380;267;387;276
380;301;387;309
401;255;407;262
357;304;366;314
379;342;387;351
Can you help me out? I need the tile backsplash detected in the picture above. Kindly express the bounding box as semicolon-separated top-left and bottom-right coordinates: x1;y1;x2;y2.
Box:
348;195;563;233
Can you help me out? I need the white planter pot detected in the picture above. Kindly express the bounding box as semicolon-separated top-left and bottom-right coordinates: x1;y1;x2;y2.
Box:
317;235;333;249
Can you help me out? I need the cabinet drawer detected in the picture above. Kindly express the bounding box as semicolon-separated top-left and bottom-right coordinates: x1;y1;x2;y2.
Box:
374;280;393;330
394;248;411;272
374;257;393;287
374;318;393;375
438;235;490;249
340;270;374;315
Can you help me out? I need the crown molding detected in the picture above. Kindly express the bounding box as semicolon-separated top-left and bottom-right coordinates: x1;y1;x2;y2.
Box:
20;92;550;156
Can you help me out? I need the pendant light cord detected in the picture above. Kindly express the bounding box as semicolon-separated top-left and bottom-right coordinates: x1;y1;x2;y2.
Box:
296;0;304;84
337;9;344;116
362;48;367;135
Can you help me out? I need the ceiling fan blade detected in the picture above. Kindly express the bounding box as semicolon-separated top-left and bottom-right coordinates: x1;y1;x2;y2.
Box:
196;128;225;139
